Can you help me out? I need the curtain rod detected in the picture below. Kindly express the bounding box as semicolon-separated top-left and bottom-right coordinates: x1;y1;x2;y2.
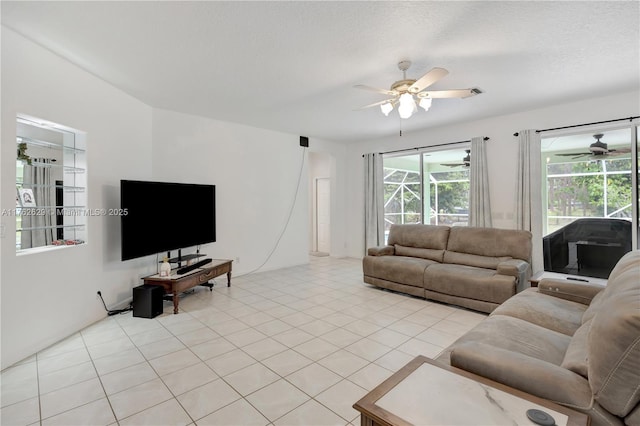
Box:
362;137;489;157
513;116;639;137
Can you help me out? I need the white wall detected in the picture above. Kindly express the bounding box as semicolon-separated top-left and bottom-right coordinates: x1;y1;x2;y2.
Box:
1;28;154;369
345;90;640;258
0;28;350;369
151;108;349;275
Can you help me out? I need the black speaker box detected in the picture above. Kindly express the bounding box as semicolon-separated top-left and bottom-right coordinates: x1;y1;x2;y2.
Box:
133;284;164;319
300;136;309;147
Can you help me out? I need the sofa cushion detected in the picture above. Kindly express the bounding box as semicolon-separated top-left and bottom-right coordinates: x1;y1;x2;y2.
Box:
588;251;640;418
424;263;515;304
582;290;605;324
446;226;532;261
443;250;511;269
387;224;450;251
450;315;571;365
450;342;595;412
626;403;640;426
395;244;444;263
362;255;435;288
560;319;591;377
491;288;586;336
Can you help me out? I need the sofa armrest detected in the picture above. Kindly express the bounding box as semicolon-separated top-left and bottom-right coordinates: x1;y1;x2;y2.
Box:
497;259;529;277
450;341;592;409
497;259;531;292
367;245;395;256
538;279;604;305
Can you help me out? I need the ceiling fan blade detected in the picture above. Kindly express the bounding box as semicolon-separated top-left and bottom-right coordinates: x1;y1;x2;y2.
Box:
408;67;448;93
556;152;592;156
419;88;482;99
608;148;632;154
354;98;397;110
353;84;397;96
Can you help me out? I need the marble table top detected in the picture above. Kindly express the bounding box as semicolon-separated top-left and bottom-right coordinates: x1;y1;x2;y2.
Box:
376;362;568;426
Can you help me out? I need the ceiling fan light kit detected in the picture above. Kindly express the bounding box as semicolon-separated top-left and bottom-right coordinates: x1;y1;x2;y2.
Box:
398;93;417;119
419;97;432;111
380;102;393;116
355;60;481;119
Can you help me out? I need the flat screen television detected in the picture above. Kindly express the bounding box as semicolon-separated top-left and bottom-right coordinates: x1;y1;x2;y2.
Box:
120;180;216;261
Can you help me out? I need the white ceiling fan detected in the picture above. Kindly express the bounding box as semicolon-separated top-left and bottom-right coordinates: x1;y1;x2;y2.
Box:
354;61;482;119
556;133;632;159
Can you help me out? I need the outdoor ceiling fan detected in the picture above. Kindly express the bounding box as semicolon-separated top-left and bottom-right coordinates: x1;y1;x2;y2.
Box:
441;150;471;168
556;134;632;159
354;61;482;119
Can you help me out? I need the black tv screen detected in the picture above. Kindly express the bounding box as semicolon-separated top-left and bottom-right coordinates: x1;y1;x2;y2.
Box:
120;180;216;261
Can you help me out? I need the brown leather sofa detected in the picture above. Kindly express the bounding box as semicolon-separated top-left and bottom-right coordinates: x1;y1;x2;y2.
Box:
437;250;640;426
363;224;533;313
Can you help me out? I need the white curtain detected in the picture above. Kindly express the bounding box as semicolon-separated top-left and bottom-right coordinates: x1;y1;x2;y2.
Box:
364;153;385;252
516;130;543;273
21;158;55;249
469;137;492;228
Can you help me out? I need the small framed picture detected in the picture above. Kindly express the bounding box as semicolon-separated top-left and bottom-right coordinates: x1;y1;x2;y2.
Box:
18;188;37;207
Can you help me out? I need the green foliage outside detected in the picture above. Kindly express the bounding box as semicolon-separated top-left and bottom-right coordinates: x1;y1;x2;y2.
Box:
429;170;470;218
547;159;632;230
384;168;470;228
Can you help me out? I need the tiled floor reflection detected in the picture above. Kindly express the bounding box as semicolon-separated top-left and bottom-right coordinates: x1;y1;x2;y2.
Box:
1;256;486;425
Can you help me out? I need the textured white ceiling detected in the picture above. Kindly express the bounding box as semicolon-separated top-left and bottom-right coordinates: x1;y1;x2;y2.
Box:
2;1;639;143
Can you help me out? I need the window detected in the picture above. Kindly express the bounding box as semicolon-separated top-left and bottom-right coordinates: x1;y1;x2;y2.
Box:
383;147;470;241
383;154;421;229
428;168;470;226
15;116;87;253
541;127;635;277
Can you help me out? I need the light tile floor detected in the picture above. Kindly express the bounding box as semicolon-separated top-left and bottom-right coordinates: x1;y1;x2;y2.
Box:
0;256;486;426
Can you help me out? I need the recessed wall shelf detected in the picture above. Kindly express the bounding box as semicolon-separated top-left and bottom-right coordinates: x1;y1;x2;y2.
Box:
17;136;86;154
15;115;87;253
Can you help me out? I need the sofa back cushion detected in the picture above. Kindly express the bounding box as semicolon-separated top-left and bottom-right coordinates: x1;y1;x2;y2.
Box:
387;225;450;262
581;291;604;324
587;250;640;417
443;251;511;269
560;319;591;378
446;226;532;261
395;245;445;263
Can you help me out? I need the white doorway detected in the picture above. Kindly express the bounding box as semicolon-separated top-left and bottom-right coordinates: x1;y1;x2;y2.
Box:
315;178;331;254
308;151;334;257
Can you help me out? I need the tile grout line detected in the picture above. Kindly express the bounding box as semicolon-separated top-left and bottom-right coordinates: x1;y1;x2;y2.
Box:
35;352;42;426
6;257;480;425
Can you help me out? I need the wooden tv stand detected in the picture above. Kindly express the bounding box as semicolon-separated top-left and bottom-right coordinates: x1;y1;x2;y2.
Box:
142;259;232;314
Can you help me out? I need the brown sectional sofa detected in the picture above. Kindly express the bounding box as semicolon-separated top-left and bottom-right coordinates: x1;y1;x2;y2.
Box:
437;250;640;426
363;224;533;313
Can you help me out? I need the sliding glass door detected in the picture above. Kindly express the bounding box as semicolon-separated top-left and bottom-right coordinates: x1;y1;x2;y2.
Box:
382;147;470;242
383;154;422;234
541;125;637;278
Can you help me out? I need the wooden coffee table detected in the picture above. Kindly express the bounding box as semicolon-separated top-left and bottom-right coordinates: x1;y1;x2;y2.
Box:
142;259;232;314
353;356;589;426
